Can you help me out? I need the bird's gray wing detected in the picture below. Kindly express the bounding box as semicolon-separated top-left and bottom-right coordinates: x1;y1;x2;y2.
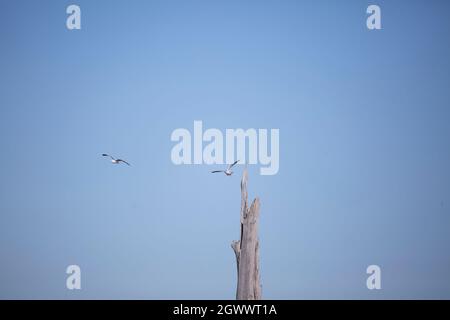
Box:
211;170;224;173
228;160;239;169
102;154;115;160
117;159;131;166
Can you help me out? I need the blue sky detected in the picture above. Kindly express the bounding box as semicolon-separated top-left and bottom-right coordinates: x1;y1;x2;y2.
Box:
0;0;449;299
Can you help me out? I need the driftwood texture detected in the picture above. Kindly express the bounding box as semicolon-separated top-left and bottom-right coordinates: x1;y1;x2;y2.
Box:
231;168;261;300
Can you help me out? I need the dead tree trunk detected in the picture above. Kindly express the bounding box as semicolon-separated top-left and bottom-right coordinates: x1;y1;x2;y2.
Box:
231;168;261;300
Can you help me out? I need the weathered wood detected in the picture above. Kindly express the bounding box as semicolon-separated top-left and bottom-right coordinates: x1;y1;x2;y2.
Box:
231;169;261;300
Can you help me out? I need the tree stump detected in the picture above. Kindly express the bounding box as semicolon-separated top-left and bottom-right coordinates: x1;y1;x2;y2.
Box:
231;168;261;300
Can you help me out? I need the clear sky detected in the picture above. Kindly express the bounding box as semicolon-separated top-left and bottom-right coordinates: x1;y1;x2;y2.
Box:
0;0;449;299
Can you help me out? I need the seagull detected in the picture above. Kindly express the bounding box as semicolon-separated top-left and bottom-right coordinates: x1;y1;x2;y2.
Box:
102;154;131;166
211;160;239;176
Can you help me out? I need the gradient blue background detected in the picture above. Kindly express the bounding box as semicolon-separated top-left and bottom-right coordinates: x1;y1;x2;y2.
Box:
1;0;449;299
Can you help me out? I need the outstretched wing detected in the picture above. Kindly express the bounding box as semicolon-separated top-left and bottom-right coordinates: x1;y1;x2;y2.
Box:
102;153;115;160
117;159;131;166
211;170;224;173
228;160;239;169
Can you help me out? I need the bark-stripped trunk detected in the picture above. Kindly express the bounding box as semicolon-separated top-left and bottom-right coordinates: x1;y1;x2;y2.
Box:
231;169;261;300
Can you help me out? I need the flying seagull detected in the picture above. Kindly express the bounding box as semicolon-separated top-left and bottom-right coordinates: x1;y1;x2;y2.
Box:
211;160;239;176
102;154;131;166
